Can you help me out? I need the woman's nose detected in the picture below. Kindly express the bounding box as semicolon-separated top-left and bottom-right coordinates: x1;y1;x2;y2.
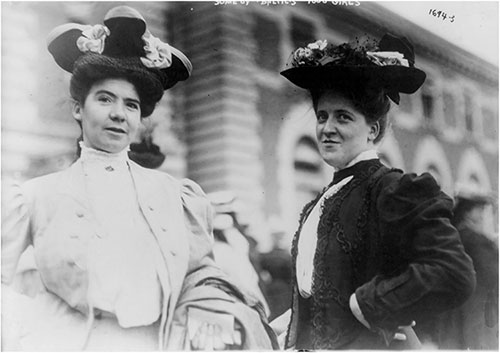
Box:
322;117;337;134
110;103;126;121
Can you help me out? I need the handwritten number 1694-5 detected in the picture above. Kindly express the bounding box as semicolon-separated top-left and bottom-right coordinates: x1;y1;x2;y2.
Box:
429;9;455;23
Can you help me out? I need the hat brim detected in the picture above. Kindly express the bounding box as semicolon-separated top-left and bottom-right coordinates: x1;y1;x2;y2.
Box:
47;11;191;90
280;65;426;94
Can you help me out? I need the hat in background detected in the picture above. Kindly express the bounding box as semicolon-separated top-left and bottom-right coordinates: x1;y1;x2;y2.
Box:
280;33;426;104
128;136;166;169
47;6;192;94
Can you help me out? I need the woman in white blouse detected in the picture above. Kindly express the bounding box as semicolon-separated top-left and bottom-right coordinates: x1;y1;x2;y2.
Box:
1;6;275;351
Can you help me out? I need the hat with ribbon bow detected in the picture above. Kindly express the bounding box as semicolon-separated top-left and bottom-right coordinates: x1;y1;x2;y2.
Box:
280;33;426;104
47;6;192;115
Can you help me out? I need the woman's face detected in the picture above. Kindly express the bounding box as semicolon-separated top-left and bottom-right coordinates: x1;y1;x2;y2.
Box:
73;78;141;153
315;90;378;169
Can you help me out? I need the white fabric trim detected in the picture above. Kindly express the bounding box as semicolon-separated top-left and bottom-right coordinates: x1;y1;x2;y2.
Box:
349;293;371;329
296;149;379;298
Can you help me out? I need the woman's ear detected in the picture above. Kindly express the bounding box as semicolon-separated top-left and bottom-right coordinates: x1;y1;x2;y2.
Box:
368;121;380;142
72;101;82;122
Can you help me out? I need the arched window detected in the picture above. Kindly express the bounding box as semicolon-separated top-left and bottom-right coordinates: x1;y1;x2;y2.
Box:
463;90;475;133
425;164;443;187
421;78;435;122
413;136;453;195
293;136;324;216
443;91;458;129
377;132;406;170
481;106;498;140
276;103;329;242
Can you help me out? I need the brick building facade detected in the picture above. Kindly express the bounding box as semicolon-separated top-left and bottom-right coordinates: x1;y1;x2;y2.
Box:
2;1;498;250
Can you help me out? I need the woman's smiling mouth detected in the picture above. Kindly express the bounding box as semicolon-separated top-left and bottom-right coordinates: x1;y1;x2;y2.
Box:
105;127;127;134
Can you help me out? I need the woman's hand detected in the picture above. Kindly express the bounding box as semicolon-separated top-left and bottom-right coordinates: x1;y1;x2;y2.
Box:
191;322;225;350
190;322;242;351
270;309;291;335
393;321;422;349
270;309;291;349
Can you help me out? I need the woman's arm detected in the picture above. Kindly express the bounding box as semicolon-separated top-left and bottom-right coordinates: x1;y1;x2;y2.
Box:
2;181;33;284
353;173;476;339
179;178;277;350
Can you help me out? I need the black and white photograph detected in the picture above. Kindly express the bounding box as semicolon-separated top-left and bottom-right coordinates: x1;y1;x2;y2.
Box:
1;0;498;351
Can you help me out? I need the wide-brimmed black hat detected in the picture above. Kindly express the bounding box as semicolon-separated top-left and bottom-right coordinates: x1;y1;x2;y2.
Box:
280;33;426;104
47;6;192;95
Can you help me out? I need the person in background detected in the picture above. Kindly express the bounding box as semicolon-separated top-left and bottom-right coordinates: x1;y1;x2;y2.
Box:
128;135;166;169
271;33;476;350
208;191;270;317
1;6;276;351
258;227;293;322
436;184;498;350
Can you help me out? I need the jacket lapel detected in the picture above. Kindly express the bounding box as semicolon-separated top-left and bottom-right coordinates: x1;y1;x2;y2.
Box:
128;162;190;343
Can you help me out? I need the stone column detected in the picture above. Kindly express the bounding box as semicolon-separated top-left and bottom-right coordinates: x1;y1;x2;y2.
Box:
172;3;265;228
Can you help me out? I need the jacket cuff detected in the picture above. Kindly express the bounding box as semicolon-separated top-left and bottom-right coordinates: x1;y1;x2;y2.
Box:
349;293;371;329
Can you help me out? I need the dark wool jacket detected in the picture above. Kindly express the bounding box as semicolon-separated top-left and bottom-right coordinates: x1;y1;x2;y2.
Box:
285;159;476;350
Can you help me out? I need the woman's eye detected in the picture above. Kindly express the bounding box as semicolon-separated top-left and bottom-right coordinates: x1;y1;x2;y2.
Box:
97;95;111;103
338;114;352;122
127;102;140;110
316;111;328;122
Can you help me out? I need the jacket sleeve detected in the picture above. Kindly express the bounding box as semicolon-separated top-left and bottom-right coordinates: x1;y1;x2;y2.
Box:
2;181;32;284
180;178;220;274
177;179;277;348
180;179;256;298
355;172;476;335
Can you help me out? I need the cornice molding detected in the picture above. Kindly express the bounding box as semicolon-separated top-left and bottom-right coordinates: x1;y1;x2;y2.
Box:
309;2;498;87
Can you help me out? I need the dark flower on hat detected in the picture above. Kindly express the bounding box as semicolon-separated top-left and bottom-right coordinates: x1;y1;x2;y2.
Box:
47;6;192;117
286;36;412;70
288;38;378;68
281;34;426;104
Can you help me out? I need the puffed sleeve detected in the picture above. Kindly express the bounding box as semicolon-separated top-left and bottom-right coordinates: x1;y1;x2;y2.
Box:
180;179;253;297
355;172;476;336
181;179;214;241
2;181;33;284
180;178;218;274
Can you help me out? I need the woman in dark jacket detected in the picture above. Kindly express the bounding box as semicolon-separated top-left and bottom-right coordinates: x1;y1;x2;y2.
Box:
274;33;476;350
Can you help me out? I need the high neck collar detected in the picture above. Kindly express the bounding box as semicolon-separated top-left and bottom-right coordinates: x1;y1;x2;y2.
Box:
331;150;380;185
79;141;130;165
335;150;379;172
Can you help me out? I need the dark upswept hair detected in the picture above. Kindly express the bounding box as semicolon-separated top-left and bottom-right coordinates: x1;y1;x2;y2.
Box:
310;80;391;144
70;54;164;118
